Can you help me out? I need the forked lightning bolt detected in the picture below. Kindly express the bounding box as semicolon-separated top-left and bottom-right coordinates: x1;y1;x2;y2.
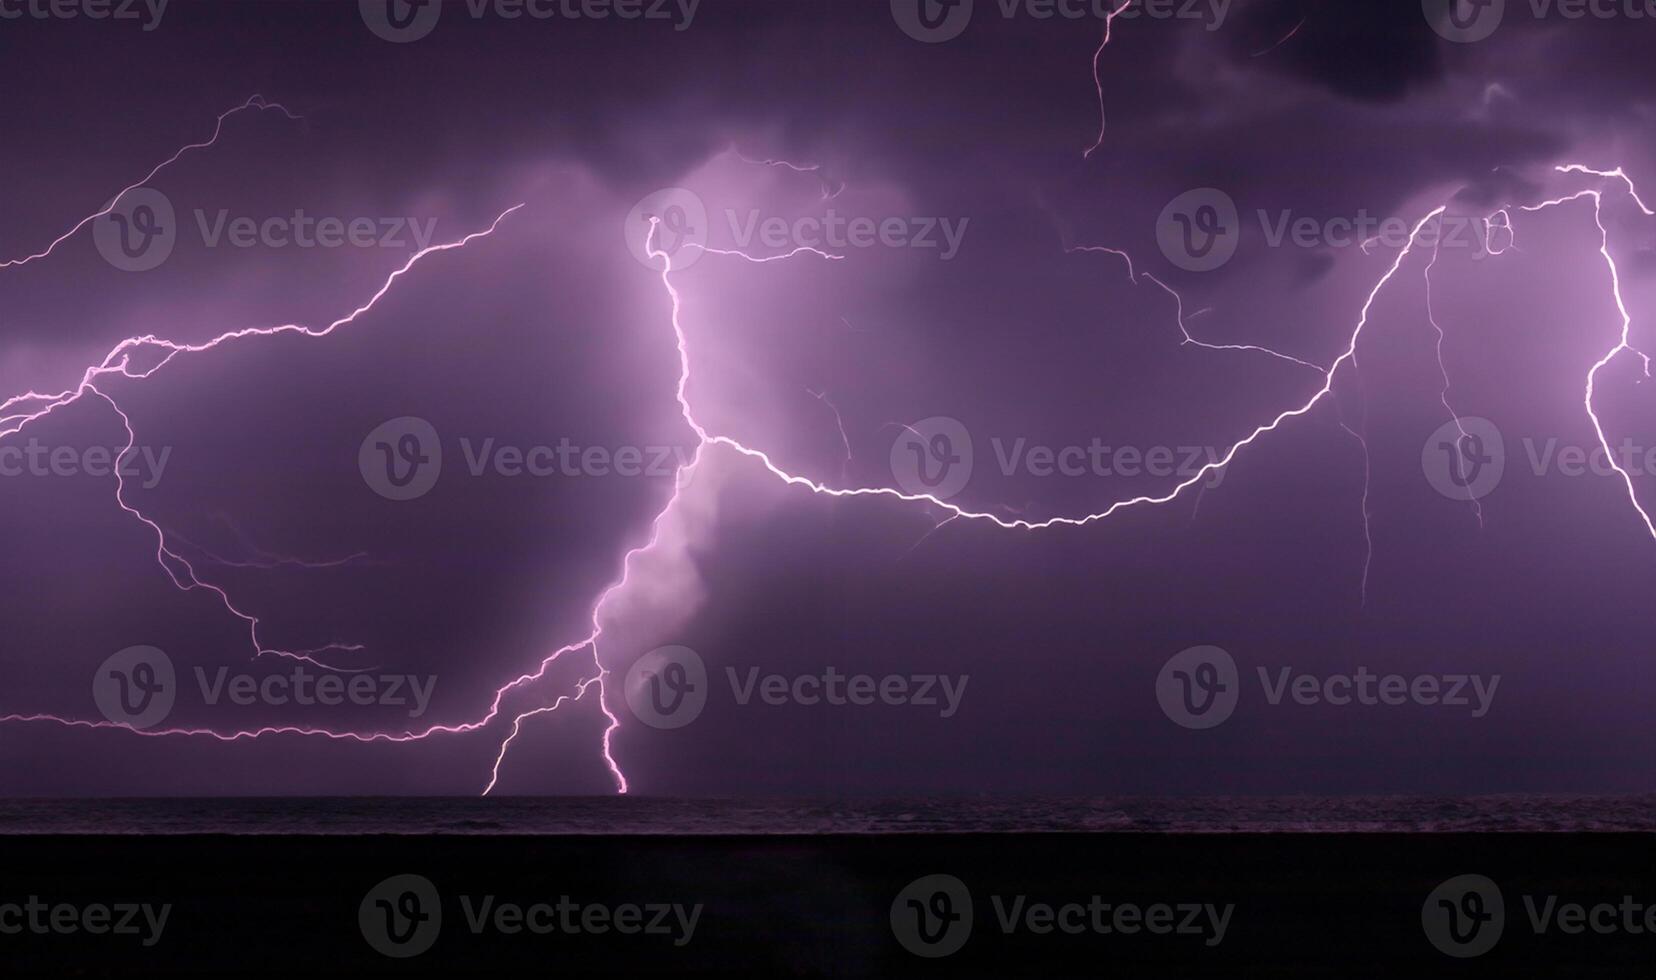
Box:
2;95;1653;797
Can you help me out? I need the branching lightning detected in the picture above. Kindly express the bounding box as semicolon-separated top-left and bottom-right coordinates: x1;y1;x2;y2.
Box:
3;83;1655;801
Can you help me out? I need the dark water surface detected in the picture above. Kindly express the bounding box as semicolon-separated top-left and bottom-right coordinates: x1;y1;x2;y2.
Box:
2;795;1653;834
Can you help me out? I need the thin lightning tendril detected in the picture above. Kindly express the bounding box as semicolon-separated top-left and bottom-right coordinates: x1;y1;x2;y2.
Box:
1424;230;1485;527
1083;1;1137;160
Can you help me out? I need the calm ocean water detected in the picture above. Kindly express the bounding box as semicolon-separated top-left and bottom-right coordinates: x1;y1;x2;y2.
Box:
0;796;1651;834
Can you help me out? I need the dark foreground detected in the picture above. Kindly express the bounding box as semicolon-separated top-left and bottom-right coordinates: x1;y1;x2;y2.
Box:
1;832;1653;977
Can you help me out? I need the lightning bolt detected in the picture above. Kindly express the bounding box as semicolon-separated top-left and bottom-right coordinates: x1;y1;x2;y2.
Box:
1424;228;1485;526
0;96;300;271
0;204;526;673
1524;167;1656;539
7;91;1656;800
651;207;1449;534
731;145;845;200
1083;1;1137;160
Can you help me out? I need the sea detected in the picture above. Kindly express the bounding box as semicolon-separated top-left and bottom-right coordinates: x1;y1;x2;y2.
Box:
0;795;1651;834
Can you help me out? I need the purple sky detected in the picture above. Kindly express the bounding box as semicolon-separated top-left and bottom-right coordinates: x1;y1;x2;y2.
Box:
4;0;1656;796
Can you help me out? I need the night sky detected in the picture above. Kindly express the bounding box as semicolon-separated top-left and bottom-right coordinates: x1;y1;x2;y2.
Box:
3;0;1656;797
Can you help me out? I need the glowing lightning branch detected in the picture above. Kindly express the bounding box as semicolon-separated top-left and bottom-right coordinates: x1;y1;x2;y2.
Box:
731;146;844;199
1334;406;1375;604
168;532;370;571
0;96;300;270
0;195;663;796
1066;245;1324;370
483;675;601;796
807;388;855;478
650;205;1449;535
1251;13;1309;58
1424;232;1485;527
1521;167;1656;539
1065;245;1325;370
0;99;657;796
1083;1;1137;160
1139;272;1328;372
0;206;526;674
